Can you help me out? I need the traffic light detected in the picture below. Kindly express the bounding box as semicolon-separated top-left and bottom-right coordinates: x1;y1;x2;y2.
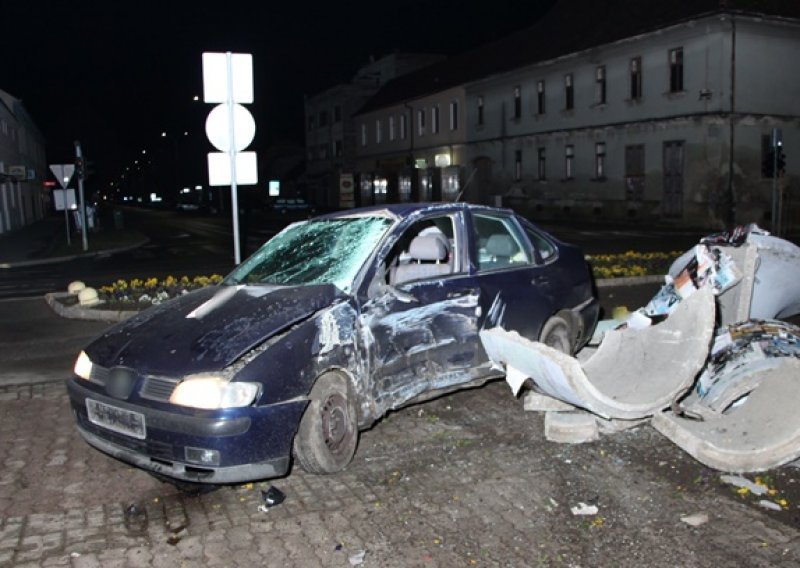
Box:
762;149;775;178
75;157;84;179
776;151;786;176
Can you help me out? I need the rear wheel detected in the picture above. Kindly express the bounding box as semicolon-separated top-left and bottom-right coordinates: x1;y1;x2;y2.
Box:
540;314;574;355
293;372;358;474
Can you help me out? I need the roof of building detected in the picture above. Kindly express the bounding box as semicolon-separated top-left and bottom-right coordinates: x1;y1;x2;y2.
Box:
358;0;800;114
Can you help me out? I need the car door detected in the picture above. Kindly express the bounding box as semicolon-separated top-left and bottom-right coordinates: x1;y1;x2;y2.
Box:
469;211;561;342
359;211;485;415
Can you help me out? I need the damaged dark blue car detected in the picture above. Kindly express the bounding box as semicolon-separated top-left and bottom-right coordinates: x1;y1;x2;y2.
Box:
67;203;598;487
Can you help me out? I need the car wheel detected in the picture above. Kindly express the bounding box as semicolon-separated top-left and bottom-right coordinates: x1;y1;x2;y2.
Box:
540;314;574;355
293;372;358;475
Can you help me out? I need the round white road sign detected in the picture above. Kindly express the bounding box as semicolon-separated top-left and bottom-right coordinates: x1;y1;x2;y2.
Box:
205;103;256;153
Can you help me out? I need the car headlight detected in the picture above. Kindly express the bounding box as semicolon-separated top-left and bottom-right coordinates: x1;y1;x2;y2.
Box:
74;351;93;381
169;374;260;409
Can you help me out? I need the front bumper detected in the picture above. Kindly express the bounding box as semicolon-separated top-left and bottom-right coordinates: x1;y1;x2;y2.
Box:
67;378;307;484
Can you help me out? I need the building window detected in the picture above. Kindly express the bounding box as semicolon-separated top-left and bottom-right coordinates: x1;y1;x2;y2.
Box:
389;116;396;141
514;149;522;181
400;114;408;140
477;96;484;126
398;175;412;202
373;177;388;204
417;109;425;136
513;86;522;119
537;148;546;180
630;57;642;100
360;123;367;146
431;106;440;134
450;100;459;131
334;139;343;157
360;174;373;205
375;119;382;144
319;110;328;127
565;145;574;179
334;105;342;122
537;80;546;114
669;48;684;92
565;74;574;110
443;167;460;200
595;142;606;179
307;115;316;131
595;66;606;105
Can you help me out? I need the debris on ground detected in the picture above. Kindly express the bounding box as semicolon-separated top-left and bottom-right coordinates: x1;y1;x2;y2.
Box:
257;485;286;512
570;502;599;516
349;549;366;566
482;225;800;473
680;512;710;526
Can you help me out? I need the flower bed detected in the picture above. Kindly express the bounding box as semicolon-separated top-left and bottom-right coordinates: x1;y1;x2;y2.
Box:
98;274;224;305
586;251;683;280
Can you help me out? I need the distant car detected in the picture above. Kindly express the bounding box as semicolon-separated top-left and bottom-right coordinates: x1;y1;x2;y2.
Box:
67;203;598;488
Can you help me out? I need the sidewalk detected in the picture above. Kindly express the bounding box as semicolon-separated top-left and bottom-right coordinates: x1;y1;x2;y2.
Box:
0;216;64;266
0;214;148;268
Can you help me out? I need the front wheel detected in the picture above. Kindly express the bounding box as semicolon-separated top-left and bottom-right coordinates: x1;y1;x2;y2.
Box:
293;372;358;474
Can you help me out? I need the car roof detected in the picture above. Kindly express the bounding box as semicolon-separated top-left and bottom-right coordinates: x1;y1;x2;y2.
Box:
317;202;517;221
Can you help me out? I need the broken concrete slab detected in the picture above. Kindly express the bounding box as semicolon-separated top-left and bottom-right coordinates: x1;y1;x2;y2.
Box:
544;411;599;444
652;359;800;473
523;391;576;412
480;287;716;420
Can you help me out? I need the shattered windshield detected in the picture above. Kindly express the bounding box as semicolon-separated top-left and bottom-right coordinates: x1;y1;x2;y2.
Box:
224;216;393;292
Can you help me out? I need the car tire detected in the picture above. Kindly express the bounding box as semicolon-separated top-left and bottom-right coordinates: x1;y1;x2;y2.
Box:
539;314;574;355
293;372;358;475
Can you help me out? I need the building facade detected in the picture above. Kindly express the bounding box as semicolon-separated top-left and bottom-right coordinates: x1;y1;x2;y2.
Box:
347;1;800;229
0;89;48;235
304;53;444;209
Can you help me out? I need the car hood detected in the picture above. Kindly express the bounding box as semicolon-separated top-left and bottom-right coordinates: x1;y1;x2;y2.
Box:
86;284;348;376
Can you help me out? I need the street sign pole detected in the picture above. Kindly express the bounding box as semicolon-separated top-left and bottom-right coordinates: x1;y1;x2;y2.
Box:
74;141;89;251
227;52;241;265
49;163;76;246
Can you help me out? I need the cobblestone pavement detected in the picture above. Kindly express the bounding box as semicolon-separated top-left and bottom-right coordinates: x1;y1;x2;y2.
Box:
2;380;800;567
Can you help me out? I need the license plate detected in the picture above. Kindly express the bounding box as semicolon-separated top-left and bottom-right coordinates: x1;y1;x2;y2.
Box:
86;399;146;440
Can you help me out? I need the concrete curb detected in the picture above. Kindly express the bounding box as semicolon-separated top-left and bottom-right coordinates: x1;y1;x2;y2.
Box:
44;292;138;322
0;238;150;269
595;275;665;287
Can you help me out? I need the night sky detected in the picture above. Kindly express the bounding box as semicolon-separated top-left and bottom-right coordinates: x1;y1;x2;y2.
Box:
1;0;555;188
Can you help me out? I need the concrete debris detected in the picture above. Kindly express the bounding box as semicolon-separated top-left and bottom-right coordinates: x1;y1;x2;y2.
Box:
523;390;576;412
757;500;783;511
483;225;800;473
480;286;716;420
653;360;800;472
718;474;770;495
349;550;366;566
544;411;599;444
680;512;710;526
570;502;599;515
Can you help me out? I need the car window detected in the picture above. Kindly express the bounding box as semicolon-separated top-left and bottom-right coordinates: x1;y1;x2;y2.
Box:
472;213;531;272
384;214;460;287
225;216;393;292
523;224;558;263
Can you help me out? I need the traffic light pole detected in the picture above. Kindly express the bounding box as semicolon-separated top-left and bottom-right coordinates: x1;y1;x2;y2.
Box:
74;140;89;252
